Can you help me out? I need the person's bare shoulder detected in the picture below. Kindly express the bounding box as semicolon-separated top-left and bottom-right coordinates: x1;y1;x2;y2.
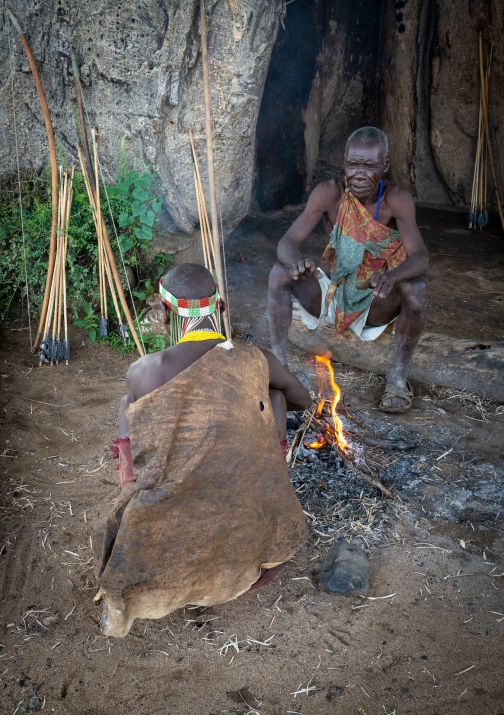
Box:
309;177;344;209
383;182;416;218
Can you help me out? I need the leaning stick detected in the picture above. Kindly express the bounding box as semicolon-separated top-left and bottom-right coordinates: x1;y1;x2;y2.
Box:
62;166;75;363
194;170;210;269
188;130;216;268
89;130;144;355
91;129;108;334
479;33;504;231
199;0;231;340
99;215;144;355
6;8;59;352
76;145;124;335
49;168;65;362
195;173;215;269
54;172;68;360
70;53;95;193
102;252;123;331
77;141;144;356
197;179;215;265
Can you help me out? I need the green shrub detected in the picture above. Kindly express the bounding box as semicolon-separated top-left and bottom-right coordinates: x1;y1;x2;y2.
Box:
0;166;173;355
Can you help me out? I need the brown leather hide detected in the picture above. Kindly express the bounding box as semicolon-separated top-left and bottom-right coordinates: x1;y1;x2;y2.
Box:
93;343;307;636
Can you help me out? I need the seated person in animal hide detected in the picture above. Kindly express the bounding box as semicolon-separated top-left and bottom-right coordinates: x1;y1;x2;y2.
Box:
93;263;311;637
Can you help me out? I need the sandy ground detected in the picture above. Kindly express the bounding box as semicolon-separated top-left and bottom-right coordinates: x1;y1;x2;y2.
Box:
1;206;504;715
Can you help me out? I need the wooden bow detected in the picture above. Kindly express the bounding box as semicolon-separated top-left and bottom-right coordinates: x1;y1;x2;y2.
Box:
6;8;59;352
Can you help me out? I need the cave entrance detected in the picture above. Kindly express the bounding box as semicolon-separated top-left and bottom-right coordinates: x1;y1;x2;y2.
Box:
254;0;383;211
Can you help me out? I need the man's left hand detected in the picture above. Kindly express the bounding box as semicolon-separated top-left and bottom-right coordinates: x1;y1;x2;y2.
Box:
356;272;395;299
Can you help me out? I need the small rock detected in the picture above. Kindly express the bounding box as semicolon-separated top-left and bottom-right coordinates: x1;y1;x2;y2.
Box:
42;614;59;627
319;540;369;594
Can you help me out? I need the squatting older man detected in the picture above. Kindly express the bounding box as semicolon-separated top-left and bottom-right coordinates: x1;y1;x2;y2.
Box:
267;126;429;413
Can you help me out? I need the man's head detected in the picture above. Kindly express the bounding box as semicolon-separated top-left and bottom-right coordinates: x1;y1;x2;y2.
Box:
344;127;390;200
160;263;216;302
159;263;224;335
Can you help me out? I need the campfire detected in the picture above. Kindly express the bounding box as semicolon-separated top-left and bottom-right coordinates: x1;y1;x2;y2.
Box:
288;356;417;500
307;355;348;453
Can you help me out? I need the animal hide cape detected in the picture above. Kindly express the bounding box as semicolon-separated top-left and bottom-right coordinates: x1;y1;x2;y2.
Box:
93;343;307;636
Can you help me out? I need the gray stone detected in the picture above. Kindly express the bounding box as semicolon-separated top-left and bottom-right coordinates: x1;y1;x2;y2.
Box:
319;540;369;595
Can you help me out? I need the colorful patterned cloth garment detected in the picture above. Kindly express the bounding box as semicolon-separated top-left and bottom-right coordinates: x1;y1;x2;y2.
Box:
321;189;406;337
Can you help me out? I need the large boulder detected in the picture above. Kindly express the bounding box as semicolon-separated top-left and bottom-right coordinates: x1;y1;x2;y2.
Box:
380;0;504;208
0;0;283;255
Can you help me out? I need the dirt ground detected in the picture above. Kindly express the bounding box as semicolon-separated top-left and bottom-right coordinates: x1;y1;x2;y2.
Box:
1;206;504;715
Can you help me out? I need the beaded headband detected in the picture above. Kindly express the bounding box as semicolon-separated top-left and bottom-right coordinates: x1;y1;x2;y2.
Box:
159;281;219;317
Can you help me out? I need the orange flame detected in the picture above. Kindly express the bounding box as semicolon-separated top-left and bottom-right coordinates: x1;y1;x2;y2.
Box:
308;437;326;449
315;355;348;452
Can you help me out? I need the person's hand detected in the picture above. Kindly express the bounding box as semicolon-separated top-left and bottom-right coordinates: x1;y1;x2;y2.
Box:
356;272;395;298
290;258;317;280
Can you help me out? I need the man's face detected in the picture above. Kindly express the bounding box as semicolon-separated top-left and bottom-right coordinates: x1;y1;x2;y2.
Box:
344;142;389;199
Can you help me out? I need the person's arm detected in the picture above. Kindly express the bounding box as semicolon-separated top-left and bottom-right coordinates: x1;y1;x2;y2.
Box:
119;395;132;438
111;364;140;486
277;180;342;280
357;188;429;298
260;349;312;411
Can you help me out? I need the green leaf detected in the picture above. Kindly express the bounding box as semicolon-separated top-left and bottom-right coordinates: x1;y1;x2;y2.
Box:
131;200;146;217
132;187;149;202
118;212;133;227
105;185;119;198
151;200;162;214
89;328;97;342
120;235;135;252
73;319;86;327
117;179;132;195
135;226;152;240
133;290;146;301
143;210;155;227
134;174;151;189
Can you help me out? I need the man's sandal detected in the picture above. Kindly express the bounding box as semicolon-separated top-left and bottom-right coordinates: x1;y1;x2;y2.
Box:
379;381;414;414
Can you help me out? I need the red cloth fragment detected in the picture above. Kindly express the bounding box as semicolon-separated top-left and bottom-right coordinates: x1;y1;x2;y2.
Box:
109;437;135;487
246;563;286;592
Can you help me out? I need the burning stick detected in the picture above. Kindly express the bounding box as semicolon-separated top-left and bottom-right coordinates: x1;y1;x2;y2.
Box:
333;444;393;500
303;356;394;499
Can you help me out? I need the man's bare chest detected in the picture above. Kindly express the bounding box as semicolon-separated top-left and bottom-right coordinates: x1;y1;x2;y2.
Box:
322;198;397;237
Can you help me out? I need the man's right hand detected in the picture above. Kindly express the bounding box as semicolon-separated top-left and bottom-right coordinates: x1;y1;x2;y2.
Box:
289;257;318;281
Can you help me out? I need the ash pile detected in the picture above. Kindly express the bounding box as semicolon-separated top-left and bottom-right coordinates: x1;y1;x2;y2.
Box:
286;409;419;547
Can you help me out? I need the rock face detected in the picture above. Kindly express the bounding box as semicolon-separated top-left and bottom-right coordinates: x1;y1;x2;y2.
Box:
254;0;504;211
381;0;504;208
2;0;503;251
0;0;283;255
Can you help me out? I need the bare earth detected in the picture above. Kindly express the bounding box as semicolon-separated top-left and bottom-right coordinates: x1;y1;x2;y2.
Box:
1;207;503;715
